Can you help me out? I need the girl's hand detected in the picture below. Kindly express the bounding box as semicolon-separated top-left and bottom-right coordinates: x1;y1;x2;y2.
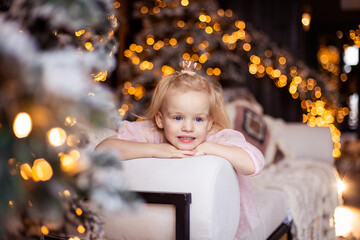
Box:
154;143;196;158
194;141;213;156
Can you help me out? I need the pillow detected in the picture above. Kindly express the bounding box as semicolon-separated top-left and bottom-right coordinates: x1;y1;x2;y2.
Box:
226;98;284;168
233;105;269;156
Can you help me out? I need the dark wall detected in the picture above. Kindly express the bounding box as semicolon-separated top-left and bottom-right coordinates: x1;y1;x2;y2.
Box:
219;0;305;122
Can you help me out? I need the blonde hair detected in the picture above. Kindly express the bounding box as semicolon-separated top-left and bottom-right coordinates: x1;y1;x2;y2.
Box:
144;71;230;131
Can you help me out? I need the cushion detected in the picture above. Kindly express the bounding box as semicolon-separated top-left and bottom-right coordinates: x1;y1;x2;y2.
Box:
226;98;284;167
233;105;269;155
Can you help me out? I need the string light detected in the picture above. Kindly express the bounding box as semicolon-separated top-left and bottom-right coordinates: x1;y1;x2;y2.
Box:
77;225;86;234
48;127;67;147
13;112;32;138
41;226;49;235
32;158;53;181
92;71;108;82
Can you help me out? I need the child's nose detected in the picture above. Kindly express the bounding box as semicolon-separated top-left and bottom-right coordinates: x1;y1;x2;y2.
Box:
182;120;194;131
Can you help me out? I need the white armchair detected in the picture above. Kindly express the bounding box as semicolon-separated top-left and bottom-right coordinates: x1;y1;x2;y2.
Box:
102;156;240;240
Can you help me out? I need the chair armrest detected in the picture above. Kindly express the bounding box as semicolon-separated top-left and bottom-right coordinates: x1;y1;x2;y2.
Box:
103;155;240;240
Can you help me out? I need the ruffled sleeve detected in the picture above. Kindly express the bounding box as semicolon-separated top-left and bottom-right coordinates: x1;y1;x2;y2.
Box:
117;120;162;143
206;129;265;176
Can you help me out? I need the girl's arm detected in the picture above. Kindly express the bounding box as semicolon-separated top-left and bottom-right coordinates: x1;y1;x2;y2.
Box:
95;136;195;160
194;141;256;175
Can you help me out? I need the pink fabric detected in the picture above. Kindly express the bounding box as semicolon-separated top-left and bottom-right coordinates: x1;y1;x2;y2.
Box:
117;120;264;238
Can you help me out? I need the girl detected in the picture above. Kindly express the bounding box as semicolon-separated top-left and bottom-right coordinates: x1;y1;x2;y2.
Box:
96;60;264;238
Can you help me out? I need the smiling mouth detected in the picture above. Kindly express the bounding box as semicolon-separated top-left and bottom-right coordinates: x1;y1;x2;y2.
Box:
178;136;195;142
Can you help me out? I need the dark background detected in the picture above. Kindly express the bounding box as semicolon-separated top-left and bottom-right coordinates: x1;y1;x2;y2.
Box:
218;0;360;131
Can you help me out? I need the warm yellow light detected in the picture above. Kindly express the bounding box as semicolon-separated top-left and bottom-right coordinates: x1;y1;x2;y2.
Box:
129;44;137;51
250;55;261;64
140;61;151;70
85;42;94;51
118;108;125;116
20;163;33;180
75;30;85;37
213;68;221;76
289;85;297;94
141;6;148;14
64;190;71;197
206;68;213;75
213;23;221;32
333;148;341;158
124;49;132;58
340;73;347;82
224;9;233;17
199;22;206;29
146;37;155;45
162;65;175;76
41;226;49;235
153;6;160;14
77;225;86;234
278;75;287;87
249;64;257;75
334;206;360;237
217;9;225;16
60;154;77;173
301;13;311;27
279;56;287;65
93;71;108;82
113;1;121;8
76;208;83;216
206;16;211;23
292;92;299;99
242;43;251;51
65;116;77;127
186;37;194;44
32;158;53;181
199;54;208;63
132;57;140;65
337;179;346;195
128;87;136;95
199;14;207;22
191;54;199;61
169;38;177;46
13;112;32;138
234;21;245;30
293;76;302;84
177;20;185;28
135;45;143;53
124;81;132;89
257;65;265;74
181;0;189;6
205;26;213;34
48;127;67;147
272;69;281;78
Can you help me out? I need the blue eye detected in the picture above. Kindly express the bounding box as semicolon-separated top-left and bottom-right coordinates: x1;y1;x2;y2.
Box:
174;116;182;121
195;117;203;122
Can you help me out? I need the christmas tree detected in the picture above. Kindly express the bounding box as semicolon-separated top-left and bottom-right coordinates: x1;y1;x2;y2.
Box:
117;0;345;158
0;0;136;239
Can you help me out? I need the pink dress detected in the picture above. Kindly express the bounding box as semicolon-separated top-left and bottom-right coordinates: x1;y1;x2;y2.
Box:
117;120;264;238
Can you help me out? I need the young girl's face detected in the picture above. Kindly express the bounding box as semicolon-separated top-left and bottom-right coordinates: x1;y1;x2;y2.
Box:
155;89;213;150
